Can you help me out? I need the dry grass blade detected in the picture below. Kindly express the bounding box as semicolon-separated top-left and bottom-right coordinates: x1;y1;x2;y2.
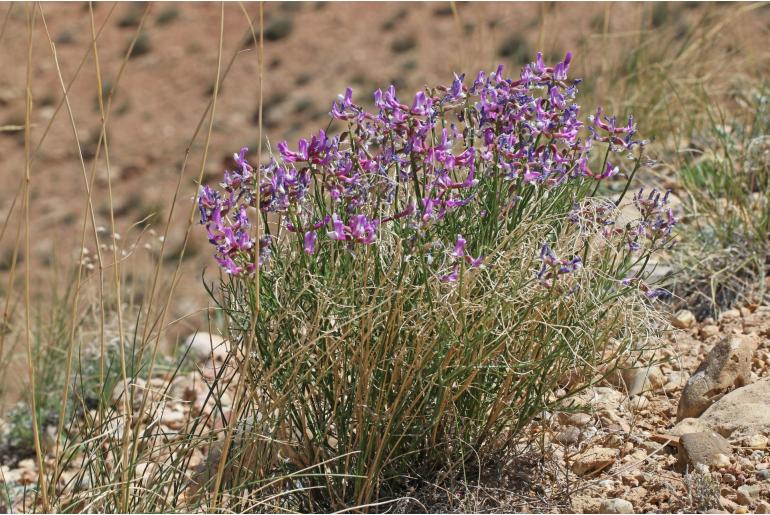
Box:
22;3;48;511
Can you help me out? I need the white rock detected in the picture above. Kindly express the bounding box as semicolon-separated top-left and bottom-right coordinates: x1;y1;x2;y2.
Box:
600;498;635;514
619;365;665;396
567;412;593;427
1;465;20;484
736;486;754;506
746;434;768;449
700;325;720;338
663;371;689;393
712;453;731;468
182;332;229;362
111;378;146;408
671;417;712;436
598;479;615;490
17;459;36;470
133;462;159;487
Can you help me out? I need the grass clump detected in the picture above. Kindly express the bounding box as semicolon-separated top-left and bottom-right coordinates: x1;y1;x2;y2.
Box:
196;54;669;510
670;84;770;318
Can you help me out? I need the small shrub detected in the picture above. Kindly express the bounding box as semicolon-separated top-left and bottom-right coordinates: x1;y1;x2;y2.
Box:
671;84;770;318
94;80;112;111
55;31;75;45
279;1;304;12
684;464;721;512
433;4;454;17
117;8;142;28
295;72;312;86
264;16;293;42
293;97;313;115
401;58;418;71
391;34;417;53
381;9;408;31
156;7;179;26
498;35;533;66
127;32;151;59
651;2;670;29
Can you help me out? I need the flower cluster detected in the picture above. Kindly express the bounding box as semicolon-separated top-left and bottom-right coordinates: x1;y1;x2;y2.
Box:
622;277;670;300
536;243;582;289
627;188;677;251
199;53;646;280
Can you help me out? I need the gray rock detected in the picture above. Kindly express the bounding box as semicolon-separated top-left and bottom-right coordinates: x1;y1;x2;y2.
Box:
600;498;634;514
555;426;581;446
566;412;593;427
736;485;758;506
696;376;770;439
677;335;758;421
676;431;732;471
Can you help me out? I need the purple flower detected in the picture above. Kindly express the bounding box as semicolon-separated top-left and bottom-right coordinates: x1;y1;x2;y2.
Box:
439;265;459;283
622;277;670;300
327;214;348;241
217;255;243;276
465;254;484;268
349;214;377;244
331;87;356;120
304;230;317;255
452;235;466;258
537;244;581;286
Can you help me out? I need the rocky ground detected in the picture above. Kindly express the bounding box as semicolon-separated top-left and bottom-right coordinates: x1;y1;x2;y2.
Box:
545;306;770;514
2;305;770;512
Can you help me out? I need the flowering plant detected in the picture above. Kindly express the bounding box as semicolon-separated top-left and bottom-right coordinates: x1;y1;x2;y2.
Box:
200;53;671;508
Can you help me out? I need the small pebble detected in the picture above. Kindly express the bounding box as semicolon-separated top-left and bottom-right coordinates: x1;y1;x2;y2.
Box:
712;453;732;468
598;479;615;490
672;309;695;329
